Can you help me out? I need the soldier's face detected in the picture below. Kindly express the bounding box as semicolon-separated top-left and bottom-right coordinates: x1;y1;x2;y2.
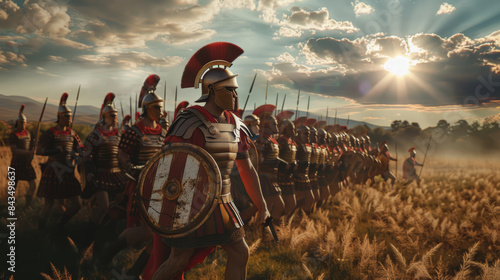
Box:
147;102;163;122
310;130;317;143
59;113;72;127
299;130;310;143
105;113;118;126
17;120;26;130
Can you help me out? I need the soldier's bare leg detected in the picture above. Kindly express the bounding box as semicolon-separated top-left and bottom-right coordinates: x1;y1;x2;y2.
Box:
59;195;82;228
119;220;153;249
221;238;250;280
264;195;284;223
319;186;330;202
152;247;194;280
282;194;297;216
312;188;321;204
24;180;36;209
91;191;109;224
296;190;315;213
39;198;54;230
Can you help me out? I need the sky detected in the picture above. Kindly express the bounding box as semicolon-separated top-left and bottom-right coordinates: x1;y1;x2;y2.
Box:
1;0;500;128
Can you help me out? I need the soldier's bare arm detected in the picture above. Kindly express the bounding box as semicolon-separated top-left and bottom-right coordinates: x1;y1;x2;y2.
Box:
235;157;270;223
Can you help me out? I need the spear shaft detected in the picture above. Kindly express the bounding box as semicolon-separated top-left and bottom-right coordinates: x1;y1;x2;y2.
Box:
71;85;81;128
281;94;286;113
275;92;279;117
306;96;310;119
347;115;350;128
295;89;300;120
130;95;132;116
264;80;269;105
326;107;329;125
120;101;125;120
395;143;398;178
419;134;432;177
334;109;337;125
242;73;257;113
33;97;48;153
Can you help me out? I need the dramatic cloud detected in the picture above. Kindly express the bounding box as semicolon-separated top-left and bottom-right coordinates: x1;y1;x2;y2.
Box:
70;0;223;48
437;3;456;15
279;7;358;35
257;0;302;23
266;32;500;106
352;1;374;16
77;51;183;69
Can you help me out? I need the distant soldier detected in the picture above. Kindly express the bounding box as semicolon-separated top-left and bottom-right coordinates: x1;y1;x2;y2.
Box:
293;118;315;213
37;93;83;231
121;114;132;132
305;119;321;204
9;104;37;209
81;93;128;244
243;114;260;141
403;147;423;187
276;110;297;215
254;104;285;224
378;142;397;185
159;111;169;131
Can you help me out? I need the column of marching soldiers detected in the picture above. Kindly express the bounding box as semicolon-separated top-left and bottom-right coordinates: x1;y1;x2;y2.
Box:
9;75;424;279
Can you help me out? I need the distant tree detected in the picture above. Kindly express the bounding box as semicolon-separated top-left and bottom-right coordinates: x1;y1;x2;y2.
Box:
411;122;420;128
471;121;481;133
391;120;402;132
451;119;471;139
437;119;450;130
401;120;410;128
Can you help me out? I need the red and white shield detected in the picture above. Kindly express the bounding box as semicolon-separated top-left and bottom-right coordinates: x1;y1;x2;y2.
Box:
136;143;222;238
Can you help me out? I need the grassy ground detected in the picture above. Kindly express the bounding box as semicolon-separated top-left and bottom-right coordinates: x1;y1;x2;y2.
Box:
1;147;499;279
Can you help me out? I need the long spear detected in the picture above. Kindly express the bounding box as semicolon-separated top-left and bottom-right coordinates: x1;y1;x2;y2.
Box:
33;97;48;154
174;86;178;112
275;92;279;117
326;107;329;125
130;95;132;117
419;134;432;177
347;114;350;128
135;93;138;119
71;85;80;128
295;89;300;120
306;96;310;118
264;80;269;105
242;73;257;113
120;101;125;120
163;80;166;103
334;109;337;125
281;94;287;113
395;142;398;178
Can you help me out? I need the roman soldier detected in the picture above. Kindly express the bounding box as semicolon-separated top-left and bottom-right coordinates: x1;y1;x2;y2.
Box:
293;117;315;213
9;104;37;209
403;147;423;187
243;114;260;141
254;104;285;224
316;128;330;203
378;141;397;185
121;114;132;132
36;93;83;231
81;93;129;245
159;111;169;130
97;75;167;275
145;42;270;280
305;118;321;204
276;110;297;215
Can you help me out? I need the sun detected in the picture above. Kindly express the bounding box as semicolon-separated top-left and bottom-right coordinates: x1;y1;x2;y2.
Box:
384;56;411;76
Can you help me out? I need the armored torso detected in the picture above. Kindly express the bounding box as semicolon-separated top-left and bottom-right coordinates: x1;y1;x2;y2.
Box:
278;137;297;164
168;107;250;195
256;135;280;176
90;128;121;173
130;125;166;166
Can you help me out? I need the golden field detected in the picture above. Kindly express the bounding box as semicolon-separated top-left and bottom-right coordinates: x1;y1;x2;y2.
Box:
0;146;499;279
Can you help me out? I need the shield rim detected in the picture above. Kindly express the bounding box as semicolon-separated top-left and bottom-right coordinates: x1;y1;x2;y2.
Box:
136;142;222;238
